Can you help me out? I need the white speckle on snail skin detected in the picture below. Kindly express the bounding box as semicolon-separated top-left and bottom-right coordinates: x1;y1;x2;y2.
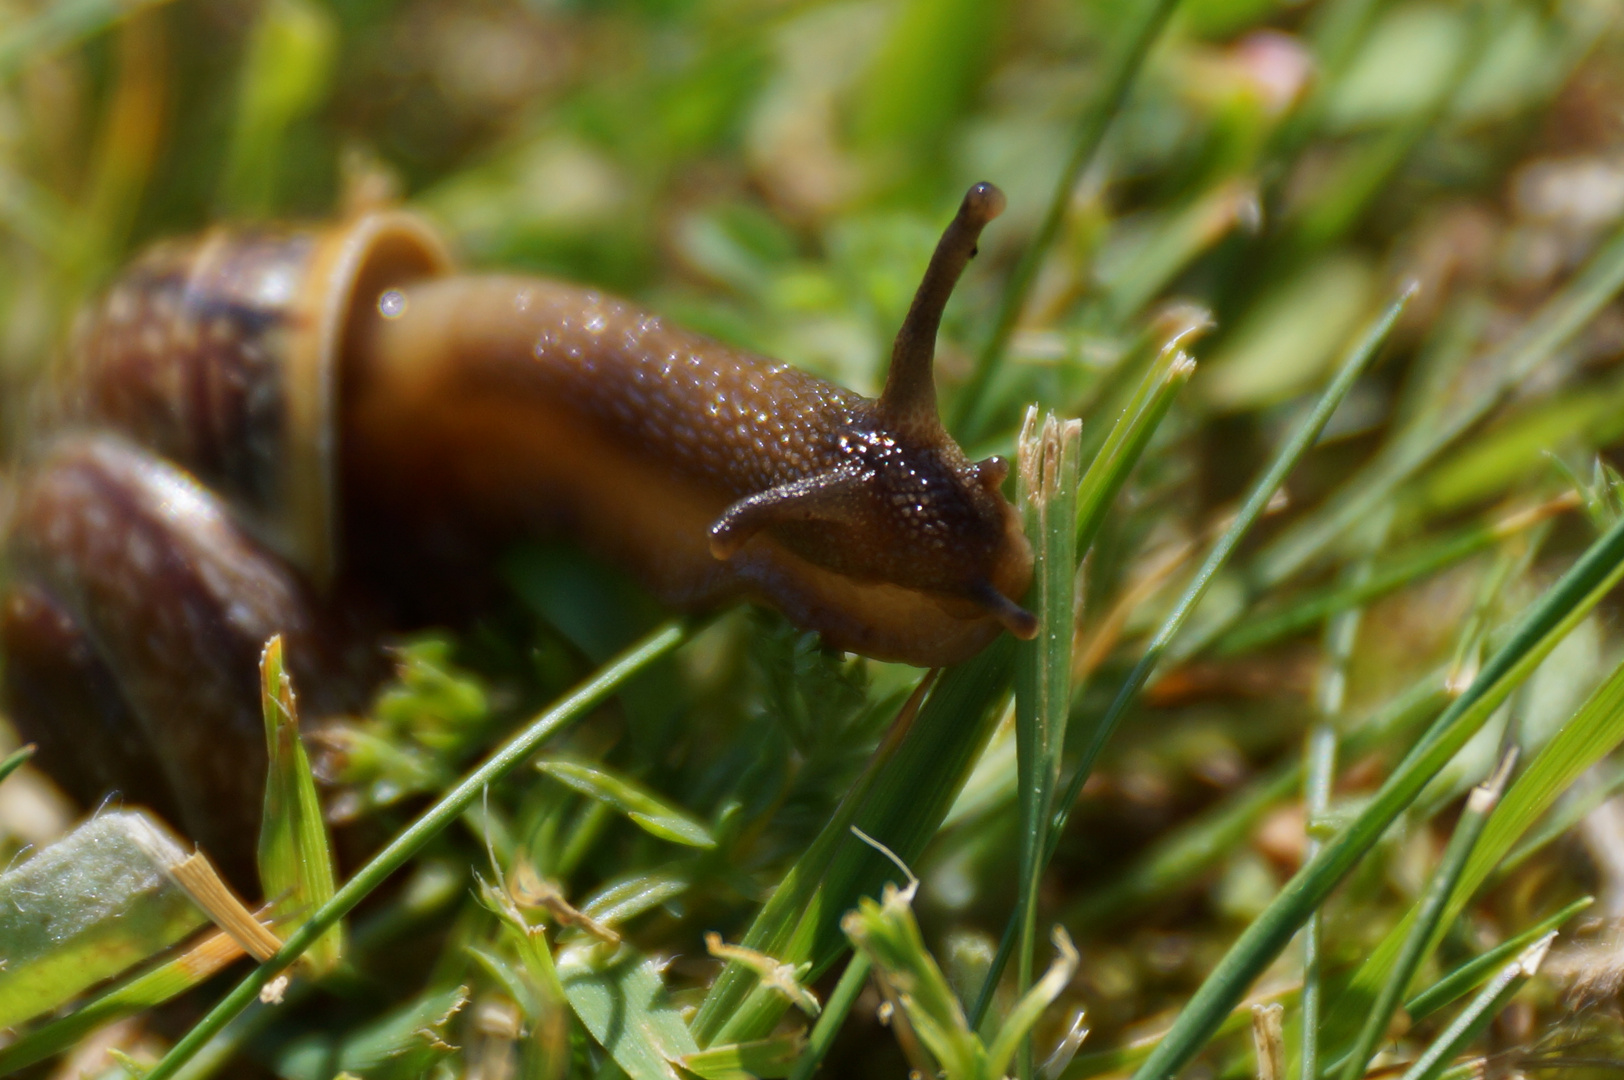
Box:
514;289;532;313
378;290;407;319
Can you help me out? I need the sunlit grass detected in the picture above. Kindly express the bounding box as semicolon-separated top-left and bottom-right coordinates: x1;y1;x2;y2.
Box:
2;0;1624;1076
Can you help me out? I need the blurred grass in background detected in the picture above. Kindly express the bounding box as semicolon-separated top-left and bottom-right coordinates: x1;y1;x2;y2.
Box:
4;0;1624;1076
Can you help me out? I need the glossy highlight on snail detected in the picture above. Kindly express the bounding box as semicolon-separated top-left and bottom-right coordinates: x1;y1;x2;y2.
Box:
1;182;1033;879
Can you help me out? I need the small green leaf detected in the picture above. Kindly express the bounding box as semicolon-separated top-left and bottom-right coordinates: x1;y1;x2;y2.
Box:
538;758;715;849
559;943;702;1080
257;636;343;973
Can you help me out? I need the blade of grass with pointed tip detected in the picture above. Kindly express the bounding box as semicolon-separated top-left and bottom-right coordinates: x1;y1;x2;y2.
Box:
988;928;1081;1080
1336;755;1514;1080
1404;896;1590;1023
1075;344;1196;555
1126;507;1624;1080
142;619;695;1080
0;742;33;786
538;758;716;849
257;636;343;973
1392;935;1554;1080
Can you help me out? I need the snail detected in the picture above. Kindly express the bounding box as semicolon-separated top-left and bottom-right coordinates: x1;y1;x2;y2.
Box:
0;182;1034;884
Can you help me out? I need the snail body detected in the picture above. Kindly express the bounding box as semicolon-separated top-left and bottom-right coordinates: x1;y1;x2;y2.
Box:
2;183;1034;879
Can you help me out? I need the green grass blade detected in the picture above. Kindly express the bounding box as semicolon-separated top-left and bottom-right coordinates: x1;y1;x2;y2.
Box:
1218;497;1574;655
560;945;701;1080
694;640;1014;1046
537;758;716;849
0;742;33;786
1302;535;1380;1080
218;0;335;216
1062;669;1448;930
1391;934;1554;1080
684;1034;806;1080
479;879;572;1078
1014;411;1082;1079
142;619;695;1080
1403;897;1591;1023
0;930;244;1075
1332;650;1624;1027
1074;343;1196;554
787;953;871;1080
1126;509;1624;1080
1253;221;1624;590
0;811;206;1030
257;636;343;973
843;883;981;1077
971;286;1410;1029
1335;754;1513;1080
952;0;1184;442
987;928;1080;1078
1490;760;1624;884
1068;289;1409;810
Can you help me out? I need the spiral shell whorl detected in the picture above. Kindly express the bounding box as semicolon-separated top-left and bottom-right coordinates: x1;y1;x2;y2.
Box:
61;213;451;584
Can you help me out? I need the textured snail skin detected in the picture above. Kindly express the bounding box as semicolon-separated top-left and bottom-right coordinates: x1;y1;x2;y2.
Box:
344;275;1031;665
1;183;1032;883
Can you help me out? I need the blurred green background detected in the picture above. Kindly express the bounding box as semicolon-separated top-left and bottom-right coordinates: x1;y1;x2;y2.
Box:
4;0;1624;1075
